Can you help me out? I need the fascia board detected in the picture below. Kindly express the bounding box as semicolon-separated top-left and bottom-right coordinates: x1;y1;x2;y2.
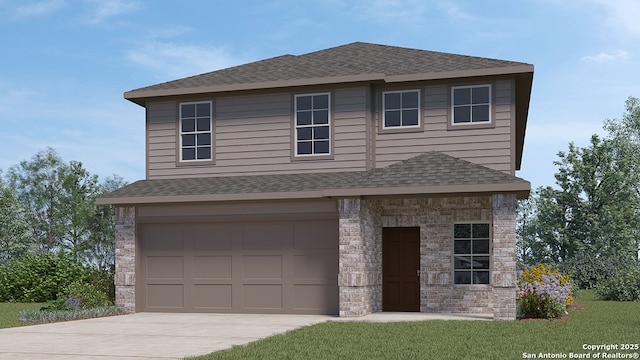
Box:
124;65;534;105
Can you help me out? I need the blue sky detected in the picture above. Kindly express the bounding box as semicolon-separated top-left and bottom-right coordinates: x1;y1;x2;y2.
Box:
1;0;639;189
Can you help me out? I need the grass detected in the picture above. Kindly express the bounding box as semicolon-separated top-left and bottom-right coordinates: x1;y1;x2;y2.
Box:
187;291;640;360
0;302;46;328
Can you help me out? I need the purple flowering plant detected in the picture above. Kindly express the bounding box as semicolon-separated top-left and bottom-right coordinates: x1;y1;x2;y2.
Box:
517;264;574;319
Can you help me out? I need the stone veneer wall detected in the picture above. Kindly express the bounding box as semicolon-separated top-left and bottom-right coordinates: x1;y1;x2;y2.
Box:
337;195;518;319
491;194;518;320
115;206;136;313
338;198;382;316
115;194;518;319
373;197;495;315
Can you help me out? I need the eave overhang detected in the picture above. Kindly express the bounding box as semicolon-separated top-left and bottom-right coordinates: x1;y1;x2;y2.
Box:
124;65;534;106
97;181;531;206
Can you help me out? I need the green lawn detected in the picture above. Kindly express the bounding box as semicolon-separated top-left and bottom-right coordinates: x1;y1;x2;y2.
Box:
0;302;45;329
187;291;640;360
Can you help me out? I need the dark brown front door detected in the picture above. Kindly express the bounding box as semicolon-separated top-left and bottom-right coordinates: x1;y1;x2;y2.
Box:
382;227;420;312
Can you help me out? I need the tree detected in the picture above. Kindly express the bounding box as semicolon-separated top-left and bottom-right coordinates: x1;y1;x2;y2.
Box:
5;148;125;261
7;148;67;252
58;160;100;255
84;175;127;272
517;187;569;266
517;97;640;266
0;176;33;262
516;190;542;265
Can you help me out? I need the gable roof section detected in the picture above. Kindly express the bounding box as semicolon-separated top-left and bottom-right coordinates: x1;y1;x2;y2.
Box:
97;152;531;205
125;42;533;102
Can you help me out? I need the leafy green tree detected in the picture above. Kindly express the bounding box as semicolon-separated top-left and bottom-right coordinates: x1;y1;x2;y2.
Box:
554;135;638;260
6;148;67;252
516;190;543;266
0;176;33;262
517;97;640;268
6;148;126;264
84;175;127;272
58;160;100;254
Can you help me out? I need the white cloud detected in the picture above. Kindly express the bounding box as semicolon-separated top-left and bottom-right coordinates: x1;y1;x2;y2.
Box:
84;0;140;24
435;0;475;22
588;0;640;37
581;50;630;63
360;0;428;24
13;0;65;18
127;42;248;79
144;25;193;40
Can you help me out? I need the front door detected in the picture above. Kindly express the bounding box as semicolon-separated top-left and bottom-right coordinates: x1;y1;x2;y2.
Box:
382;227;420;312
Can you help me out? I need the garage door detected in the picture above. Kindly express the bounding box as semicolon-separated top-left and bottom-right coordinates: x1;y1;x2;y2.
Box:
138;219;338;314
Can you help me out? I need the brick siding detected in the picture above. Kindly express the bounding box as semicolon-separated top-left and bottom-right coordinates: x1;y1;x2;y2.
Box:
115;206;136;313
338;195;518;320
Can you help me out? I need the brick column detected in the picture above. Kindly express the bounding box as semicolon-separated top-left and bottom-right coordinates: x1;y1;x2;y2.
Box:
115;206;136;313
491;194;517;320
338;198;379;317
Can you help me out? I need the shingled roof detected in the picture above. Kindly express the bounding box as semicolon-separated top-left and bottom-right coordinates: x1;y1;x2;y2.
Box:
97;152;530;205
124;42;533;104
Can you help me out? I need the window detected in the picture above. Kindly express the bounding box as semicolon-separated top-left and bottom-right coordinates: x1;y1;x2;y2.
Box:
295;93;330;156
452;85;491;124
454;223;490;285
180;101;212;161
383;90;420;128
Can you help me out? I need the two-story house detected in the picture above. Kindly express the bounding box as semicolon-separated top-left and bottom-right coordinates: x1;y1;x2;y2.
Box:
98;42;533;320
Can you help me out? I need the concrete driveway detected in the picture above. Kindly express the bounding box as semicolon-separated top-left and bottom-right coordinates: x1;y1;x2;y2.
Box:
0;313;333;359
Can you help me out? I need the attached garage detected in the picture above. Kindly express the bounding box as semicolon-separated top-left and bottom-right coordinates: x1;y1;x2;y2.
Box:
135;204;339;315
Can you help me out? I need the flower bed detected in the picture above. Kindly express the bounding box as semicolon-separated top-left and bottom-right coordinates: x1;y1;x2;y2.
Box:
517;264;574;319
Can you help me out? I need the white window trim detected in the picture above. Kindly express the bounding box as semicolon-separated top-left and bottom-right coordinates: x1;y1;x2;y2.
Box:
382;89;421;129
294;92;331;157
452;222;492;286
451;84;492;126
179;101;213;163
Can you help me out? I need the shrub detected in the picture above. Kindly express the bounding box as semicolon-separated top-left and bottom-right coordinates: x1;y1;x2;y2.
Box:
596;265;640;301
517;264;574;319
87;266;115;303
557;252;629;289
0;251;89;302
518;291;566;319
59;281;111;308
18;306;125;323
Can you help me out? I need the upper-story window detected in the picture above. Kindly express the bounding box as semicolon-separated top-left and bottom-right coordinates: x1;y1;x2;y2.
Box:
383;90;420;129
180;101;212;161
453;223;491;285
452;85;491;125
295;93;330;156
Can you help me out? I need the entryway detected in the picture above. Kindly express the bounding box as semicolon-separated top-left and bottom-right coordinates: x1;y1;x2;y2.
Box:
382;227;420;311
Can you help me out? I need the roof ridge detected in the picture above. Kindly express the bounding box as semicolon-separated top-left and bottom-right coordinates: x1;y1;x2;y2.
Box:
124;42;533;102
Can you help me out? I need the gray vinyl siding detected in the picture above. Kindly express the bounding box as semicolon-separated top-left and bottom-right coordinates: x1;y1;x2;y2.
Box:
374;79;514;174
146;87;369;179
146;80;515;180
